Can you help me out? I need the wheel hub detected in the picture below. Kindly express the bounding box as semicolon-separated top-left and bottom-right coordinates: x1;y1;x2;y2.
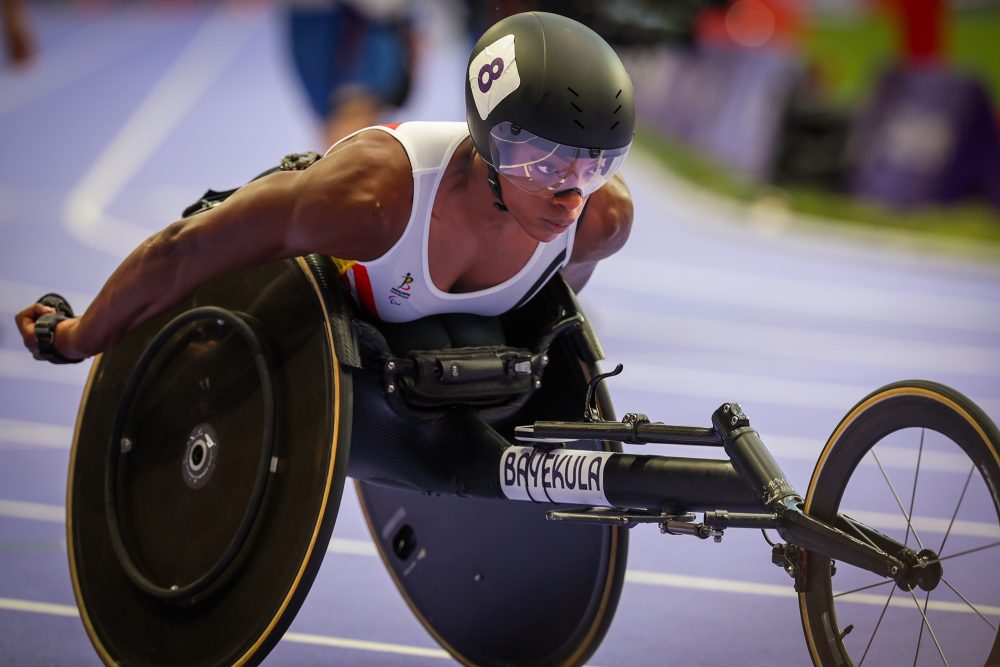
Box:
896;548;943;592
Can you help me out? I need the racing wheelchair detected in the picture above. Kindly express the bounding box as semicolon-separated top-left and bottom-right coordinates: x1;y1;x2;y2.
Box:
60;164;1000;667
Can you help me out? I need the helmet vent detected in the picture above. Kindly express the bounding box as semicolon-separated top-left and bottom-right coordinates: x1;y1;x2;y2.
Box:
610;101;623;130
616;89;622;98
569;86;585;128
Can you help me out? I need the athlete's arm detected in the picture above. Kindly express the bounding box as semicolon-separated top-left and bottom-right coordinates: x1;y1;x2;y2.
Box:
559;174;633;292
15;130;412;361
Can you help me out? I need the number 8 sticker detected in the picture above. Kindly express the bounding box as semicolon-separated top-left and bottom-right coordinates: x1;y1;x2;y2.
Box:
478;58;505;93
469;34;521;121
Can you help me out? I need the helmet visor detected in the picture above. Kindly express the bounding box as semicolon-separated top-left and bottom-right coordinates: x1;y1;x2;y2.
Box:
488;122;630;196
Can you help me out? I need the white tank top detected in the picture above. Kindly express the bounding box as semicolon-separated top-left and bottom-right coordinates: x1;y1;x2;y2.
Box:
329;121;577;323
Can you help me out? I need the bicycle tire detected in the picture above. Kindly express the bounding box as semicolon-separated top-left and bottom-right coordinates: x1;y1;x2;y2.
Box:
799;380;1000;667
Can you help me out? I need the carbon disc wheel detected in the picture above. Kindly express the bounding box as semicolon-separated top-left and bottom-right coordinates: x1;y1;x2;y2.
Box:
67;257;353;666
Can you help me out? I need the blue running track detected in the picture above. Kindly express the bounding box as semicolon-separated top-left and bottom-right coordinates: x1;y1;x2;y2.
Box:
1;3;998;666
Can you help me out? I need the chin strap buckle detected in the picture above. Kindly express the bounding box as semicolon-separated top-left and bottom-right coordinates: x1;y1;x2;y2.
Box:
487;165;508;212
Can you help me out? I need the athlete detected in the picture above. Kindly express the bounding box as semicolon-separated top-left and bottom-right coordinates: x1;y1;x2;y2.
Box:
286;0;416;147
16;11;635;367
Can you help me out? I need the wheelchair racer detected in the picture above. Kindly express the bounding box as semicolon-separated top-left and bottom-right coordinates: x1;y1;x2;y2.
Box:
16;12;635;369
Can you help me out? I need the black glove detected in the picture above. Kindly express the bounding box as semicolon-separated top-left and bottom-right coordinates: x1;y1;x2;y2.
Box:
34;293;82;364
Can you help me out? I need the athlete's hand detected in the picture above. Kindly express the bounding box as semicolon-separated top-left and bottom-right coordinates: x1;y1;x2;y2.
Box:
3;0;36;67
15;302;51;358
15;302;85;361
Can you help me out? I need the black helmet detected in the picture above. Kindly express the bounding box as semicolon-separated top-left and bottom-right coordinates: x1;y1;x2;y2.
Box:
466;12;635;160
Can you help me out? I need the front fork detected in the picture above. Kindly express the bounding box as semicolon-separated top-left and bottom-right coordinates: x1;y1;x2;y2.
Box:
711;403;936;591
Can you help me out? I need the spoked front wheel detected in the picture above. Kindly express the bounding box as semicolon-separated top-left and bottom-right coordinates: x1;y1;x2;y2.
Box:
799;381;1000;667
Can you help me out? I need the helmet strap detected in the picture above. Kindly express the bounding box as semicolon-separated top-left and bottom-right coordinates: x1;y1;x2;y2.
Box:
486;165;508;212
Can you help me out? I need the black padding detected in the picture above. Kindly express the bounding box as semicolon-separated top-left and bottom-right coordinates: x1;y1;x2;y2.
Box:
356;331;627;667
37;292;75;317
33;312;80;364
302;254;362;368
377;312;508;353
68;257;353;666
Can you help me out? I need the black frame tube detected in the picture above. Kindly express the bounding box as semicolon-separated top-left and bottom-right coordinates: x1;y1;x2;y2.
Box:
528;421;724;446
503;412;915;580
711;403;800;509
775;501;907;578
355;407;916;581
602;453;763;512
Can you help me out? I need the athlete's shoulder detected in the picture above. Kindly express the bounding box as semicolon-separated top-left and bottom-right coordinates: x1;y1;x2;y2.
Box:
381;120;469;137
307;126;412;192
289;128;414;260
323;126;410;166
574;174;633;263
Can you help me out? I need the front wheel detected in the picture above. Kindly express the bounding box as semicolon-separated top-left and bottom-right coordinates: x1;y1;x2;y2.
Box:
799;381;1000;667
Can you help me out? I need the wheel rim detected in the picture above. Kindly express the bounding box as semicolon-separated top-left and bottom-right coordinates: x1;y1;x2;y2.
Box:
801;384;1000;667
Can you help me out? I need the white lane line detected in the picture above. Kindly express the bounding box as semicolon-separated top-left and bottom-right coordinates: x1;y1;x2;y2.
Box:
4;500;994;542
323;513;996;543
0;597;451;658
0;597;78;618
0;349;89;387
281;632;449;660
288;631;607;665
0;597;608;664
591;306;1000;377
624;570;1000;616
589;256;1000;334
0;500;64;523
844;509;1000;540
626;570;794;598
0;501;387;548
0;419;73;449
327;538;378;556
63;6;262;257
609;361;1000;417
834;590;1000;617
4;562;996;631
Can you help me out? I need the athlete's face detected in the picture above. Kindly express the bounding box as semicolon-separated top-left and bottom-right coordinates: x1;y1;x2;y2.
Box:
500;175;588;243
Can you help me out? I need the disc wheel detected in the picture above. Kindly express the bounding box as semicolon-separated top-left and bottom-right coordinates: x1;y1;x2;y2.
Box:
799;381;1000;666
67;257;353;666
356;334;627;667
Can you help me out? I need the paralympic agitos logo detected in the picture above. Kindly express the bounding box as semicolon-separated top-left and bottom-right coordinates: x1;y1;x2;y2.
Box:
388;272;414;306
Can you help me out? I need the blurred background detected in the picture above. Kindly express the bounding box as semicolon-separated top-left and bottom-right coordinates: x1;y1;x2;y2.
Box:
1;1;999;665
7;0;998;245
504;0;1000;247
600;0;1000;249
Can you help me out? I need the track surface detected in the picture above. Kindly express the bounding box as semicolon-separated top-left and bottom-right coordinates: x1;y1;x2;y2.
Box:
1;4;998;666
